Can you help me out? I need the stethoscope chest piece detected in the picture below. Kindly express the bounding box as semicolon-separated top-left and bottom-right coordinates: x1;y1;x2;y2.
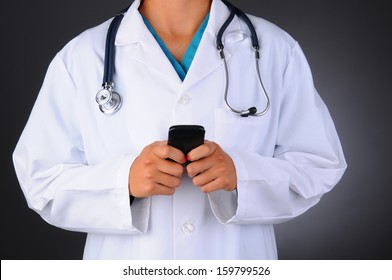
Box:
96;83;122;114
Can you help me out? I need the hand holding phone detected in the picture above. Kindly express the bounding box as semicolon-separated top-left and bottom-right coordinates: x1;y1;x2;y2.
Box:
167;125;237;193
167;125;205;155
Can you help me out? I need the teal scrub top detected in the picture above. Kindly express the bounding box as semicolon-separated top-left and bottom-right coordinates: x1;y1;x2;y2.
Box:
142;14;210;81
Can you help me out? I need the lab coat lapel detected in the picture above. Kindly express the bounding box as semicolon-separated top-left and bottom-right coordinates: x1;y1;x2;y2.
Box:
115;0;183;84
179;27;224;91
114;0;244;87
181;0;242;91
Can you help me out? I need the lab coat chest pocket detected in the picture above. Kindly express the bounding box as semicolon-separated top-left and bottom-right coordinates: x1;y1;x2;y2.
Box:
214;108;272;153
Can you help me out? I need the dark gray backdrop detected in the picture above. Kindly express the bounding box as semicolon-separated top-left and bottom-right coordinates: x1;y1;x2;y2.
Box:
2;0;391;259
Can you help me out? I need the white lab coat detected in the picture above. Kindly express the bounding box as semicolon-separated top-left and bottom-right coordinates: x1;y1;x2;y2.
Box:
13;0;346;259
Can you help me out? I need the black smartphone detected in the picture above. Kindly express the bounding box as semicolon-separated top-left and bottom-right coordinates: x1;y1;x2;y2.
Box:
167;125;205;155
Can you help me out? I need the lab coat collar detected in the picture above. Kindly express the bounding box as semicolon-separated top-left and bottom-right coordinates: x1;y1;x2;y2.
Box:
114;0;243;88
115;0;146;46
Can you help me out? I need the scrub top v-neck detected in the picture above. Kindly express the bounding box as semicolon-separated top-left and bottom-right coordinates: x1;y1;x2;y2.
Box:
142;14;210;81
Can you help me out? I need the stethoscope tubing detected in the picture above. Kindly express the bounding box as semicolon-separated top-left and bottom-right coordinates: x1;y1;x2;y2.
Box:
96;1;270;117
103;7;129;86
218;0;270;117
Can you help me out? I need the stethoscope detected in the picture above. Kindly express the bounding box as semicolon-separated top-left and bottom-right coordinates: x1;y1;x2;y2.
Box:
96;0;270;117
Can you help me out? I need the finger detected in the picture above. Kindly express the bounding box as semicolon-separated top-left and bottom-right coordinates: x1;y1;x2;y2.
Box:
187;140;217;162
129;162;181;198
191;168;216;187
153;143;186;163
149;183;177;196
153;171;182;189
157;158;184;178
199;177;235;193
129;176;178;198
186;157;212;178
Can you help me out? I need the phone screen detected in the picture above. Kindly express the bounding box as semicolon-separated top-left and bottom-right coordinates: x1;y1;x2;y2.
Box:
167;125;205;155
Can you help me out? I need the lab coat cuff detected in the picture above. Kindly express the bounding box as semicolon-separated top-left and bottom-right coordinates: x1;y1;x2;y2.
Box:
117;155;149;233
208;148;248;224
208;189;238;224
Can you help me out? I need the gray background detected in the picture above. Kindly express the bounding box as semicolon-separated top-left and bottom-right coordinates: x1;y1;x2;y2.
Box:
1;0;391;259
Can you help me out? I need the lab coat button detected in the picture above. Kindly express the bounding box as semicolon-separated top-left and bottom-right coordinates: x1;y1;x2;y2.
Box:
181;223;194;234
178;94;192;104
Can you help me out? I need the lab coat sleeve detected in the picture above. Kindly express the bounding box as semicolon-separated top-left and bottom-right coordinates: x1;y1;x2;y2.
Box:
208;42;347;224
12;54;148;234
